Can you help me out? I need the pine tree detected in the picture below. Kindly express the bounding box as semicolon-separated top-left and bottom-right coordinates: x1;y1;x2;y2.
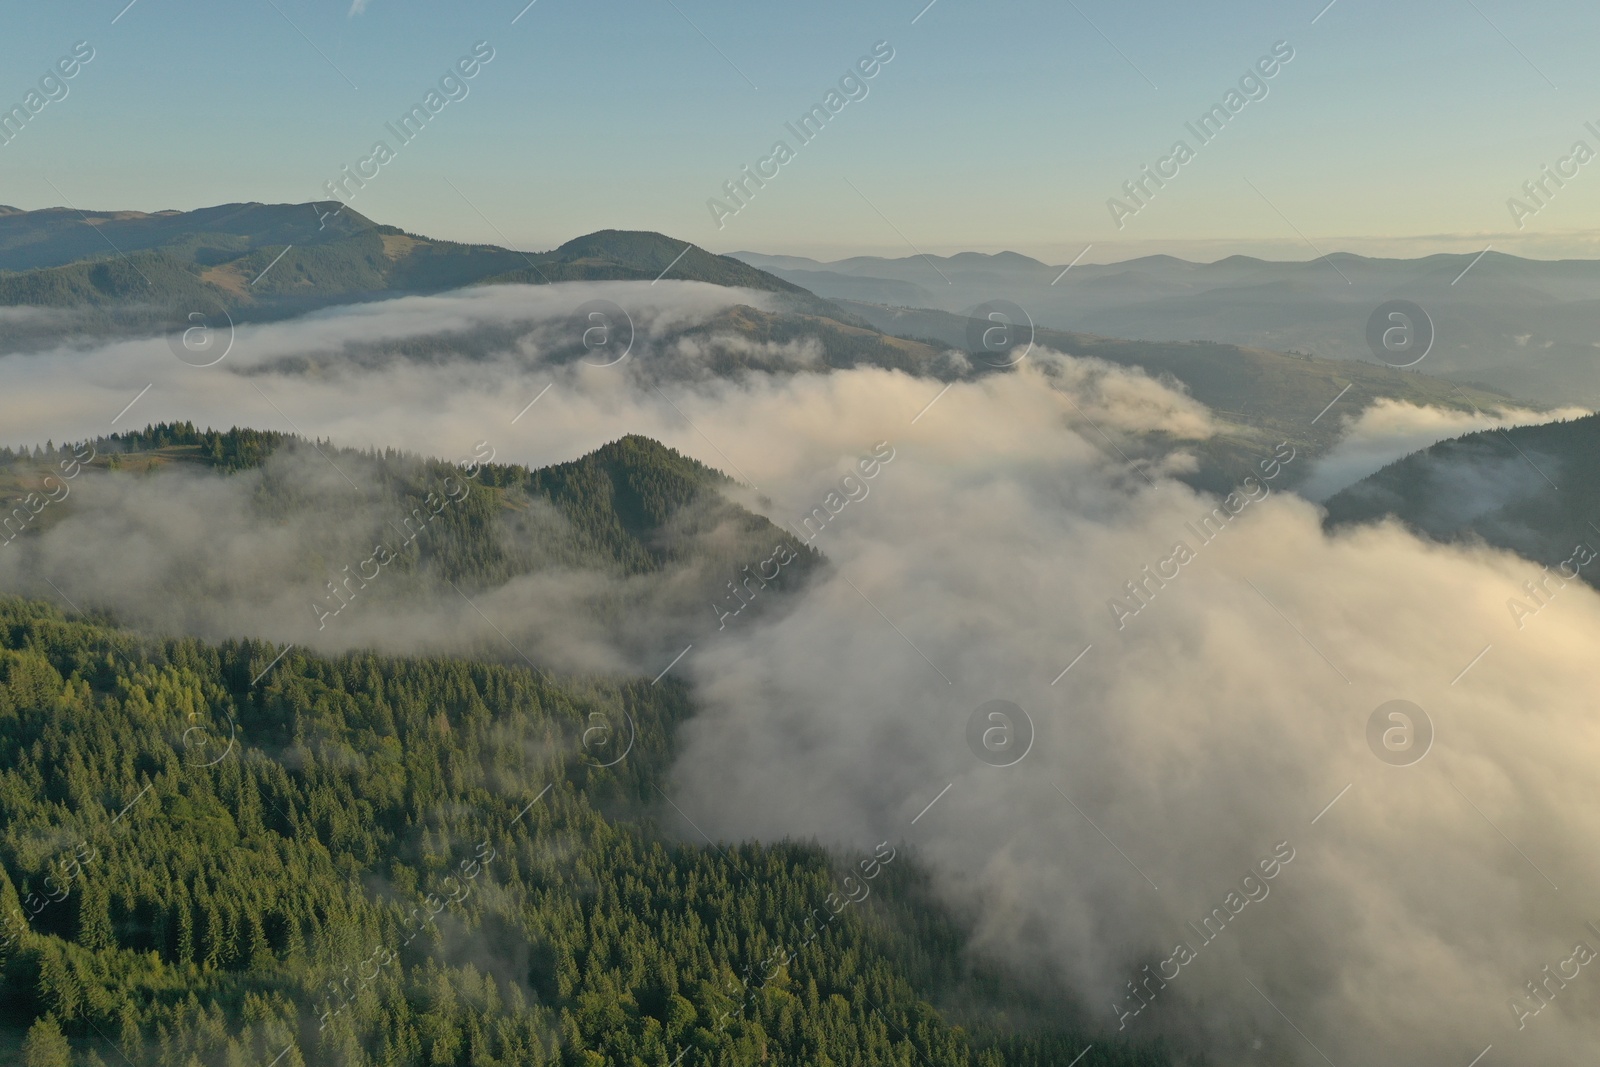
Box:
78;881;113;950
23;1014;71;1067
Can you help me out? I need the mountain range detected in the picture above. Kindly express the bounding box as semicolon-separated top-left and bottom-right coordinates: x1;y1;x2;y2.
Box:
0;201;1533;495
730;247;1600;407
0;202;843;323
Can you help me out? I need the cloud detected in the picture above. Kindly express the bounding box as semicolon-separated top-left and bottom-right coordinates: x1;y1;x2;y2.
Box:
0;281;772;456
1040;354;1216;440
668;439;1600;1066
1298;398;1587;501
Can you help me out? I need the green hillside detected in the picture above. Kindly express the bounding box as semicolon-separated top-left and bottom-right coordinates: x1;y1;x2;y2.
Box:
1323;411;1600;578
0;595;1179;1067
0;424;815;599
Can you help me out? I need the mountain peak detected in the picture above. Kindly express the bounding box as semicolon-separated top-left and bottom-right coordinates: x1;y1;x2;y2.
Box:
520;229;855;319
554;229;699;268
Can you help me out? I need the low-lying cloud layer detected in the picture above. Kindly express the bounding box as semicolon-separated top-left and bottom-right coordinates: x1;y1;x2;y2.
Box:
4;282;1599;1065
671;428;1600;1064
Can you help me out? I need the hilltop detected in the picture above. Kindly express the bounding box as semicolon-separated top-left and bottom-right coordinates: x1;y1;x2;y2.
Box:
0;203;847;323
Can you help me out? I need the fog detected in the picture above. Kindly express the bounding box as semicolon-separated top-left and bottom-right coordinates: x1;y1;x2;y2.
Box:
3;282;1598;1065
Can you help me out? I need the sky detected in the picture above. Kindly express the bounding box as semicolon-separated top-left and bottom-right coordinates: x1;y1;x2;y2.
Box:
1;0;1598;260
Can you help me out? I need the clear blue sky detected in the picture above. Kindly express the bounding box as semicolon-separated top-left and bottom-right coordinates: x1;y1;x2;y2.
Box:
1;0;1596;260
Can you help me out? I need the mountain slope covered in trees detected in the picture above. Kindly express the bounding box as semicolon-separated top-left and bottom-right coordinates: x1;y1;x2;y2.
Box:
0;423;812;588
0;597;1175;1067
1322;411;1600;578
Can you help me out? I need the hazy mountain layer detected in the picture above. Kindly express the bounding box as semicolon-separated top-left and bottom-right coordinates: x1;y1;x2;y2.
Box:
840;301;1524;493
731;247;1600;405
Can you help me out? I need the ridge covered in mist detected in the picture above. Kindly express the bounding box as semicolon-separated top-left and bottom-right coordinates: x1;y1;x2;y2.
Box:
840;300;1525;493
1323;409;1600;573
0;423;822;670
0;421;1178;1067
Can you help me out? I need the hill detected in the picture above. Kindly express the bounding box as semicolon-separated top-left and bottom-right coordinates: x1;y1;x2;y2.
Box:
1323;411;1600;578
0;424;823;664
0;424;1180;1067
0;202;363;271
0;595;1177;1067
0;204;847;328
838;301;1521;493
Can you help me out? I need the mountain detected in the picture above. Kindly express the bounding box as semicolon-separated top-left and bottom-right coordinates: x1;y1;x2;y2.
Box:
0;203;848;326
0;202;360;271
836;301;1522;493
0;202;519;326
1323;411;1600;578
0;202;1545;496
1;422;815;587
0;428;1173;1067
769;267;938;308
728;248;1600;406
0;423;833;675
0;594;1166;1067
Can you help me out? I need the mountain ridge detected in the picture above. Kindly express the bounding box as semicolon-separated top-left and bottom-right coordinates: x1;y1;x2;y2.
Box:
0;201;852;324
726;246;1600;404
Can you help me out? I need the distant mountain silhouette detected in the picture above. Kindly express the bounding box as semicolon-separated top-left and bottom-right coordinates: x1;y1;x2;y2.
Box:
729;247;1600;405
0;203;845;321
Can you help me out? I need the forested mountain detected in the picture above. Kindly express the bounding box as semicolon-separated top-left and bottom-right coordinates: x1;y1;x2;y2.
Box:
0;424;828;676
0;590;1174;1067
0;424;1186;1066
0;205;843;326
1322;410;1600;578
1;423;802;582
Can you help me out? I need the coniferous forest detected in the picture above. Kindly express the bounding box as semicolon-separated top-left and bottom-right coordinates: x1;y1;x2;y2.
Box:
0;426;1177;1067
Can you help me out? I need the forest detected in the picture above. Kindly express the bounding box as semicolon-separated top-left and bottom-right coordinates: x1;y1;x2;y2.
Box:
0;425;1178;1067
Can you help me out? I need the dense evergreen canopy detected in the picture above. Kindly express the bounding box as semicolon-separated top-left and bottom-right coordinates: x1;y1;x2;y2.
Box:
0;597;1174;1067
